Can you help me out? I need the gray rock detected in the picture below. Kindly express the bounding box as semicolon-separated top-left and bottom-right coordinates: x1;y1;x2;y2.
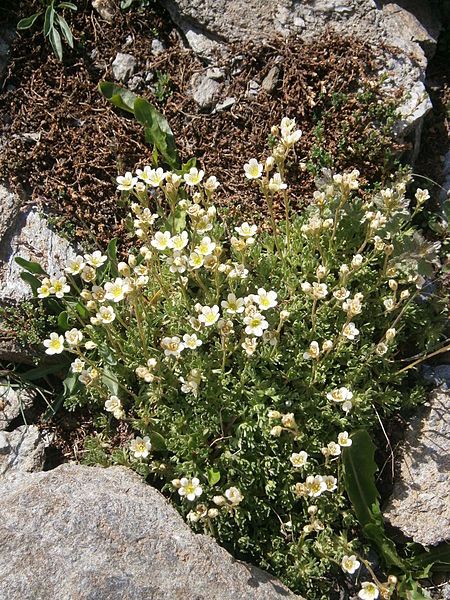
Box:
112;52;137;83
0;464;303;599
0;206;76;303
215;97;236;112
261;66;280;94
151;38;166;55
384;388;450;546
422;364;450;387
128;74;144;92
92;0;116;24
0;384;36;430
0;425;46;476
247;79;260;97
0;183;23;243
191;71;223;109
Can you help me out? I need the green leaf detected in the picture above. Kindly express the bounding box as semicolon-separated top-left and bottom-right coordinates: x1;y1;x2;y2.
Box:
43;4;55;37
19;272;41;295
49;26;63;60
17;12;42;30
21;363;68;381
102;367;119;396
398;575;430;600
107;237;118;263
58;1;77;9
56;14;73;48
98;81;137;114
120;0;134;8
149;430;166;451
76;301;89;319
57;311;70;331
15;256;47;275
133;97;179;168
411;543;450;570
175;157;196;176
342;430;380;526
207;468;221;486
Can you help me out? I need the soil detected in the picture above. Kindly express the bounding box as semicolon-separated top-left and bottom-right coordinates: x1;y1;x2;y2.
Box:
0;0;404;249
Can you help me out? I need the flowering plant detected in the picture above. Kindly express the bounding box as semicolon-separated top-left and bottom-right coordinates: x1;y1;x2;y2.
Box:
22;117;447;599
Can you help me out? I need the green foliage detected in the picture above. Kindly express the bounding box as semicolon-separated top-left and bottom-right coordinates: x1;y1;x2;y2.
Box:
154;71;172;103
99;82;179;168
19;119;448;599
17;0;77;61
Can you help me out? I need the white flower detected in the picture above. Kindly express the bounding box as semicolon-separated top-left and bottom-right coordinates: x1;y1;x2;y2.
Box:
333;287;350;301
337;431;352;447
244;158;263;179
268;172;287;192
322;339;333;352
94;305;116;324
65;255;85;275
84;250;107;269
323;475;337;492
244;312;269;337
43;333;65;355
104;278;131;303
310;282;328;300
228;263;249;279
184;167;204;186
383;297;396;312
50;276;70;299
37;278;51;298
80;266;96;283
135;165;152;184
342;322;359;340
92;285;106;303
415;188;430;205
242;337;258;355
168;231;189;251
195;236;216;256
183;333;202;349
204;175;220;192
358;582;379;600
303;341;320;360
84;340;97;350
188;251;204;269
221;293;244;315
130;436;152;459
256;288;277;311
178;477;203;501
386;328;396;342
225;487;244;506
342;400;353;414
235;222;258;238
305;475;327;497
327;442;341;456
105;395;123;418
290;451;308;468
198;305;220;327
147;167;167;187
341;554;360;575
64;328;83;346
70;358;85;373
376;342;388;356
327;387;353;403
351;254;363;268
116;171;137;191
161;336;185;357
151;231;172;251
167;251;188;274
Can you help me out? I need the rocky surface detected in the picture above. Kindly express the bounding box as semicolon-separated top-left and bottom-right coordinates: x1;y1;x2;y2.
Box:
0;384;36;430
0;464;303;600
112;52;137;83
166;0;442;155
0;425;47;477
384;387;450;546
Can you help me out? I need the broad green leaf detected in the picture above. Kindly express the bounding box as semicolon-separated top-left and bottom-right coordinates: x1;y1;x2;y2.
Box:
76;301;89;319
411;543;450;570
17;12;42;30
363;522;406;569
207;468;221;486
107;237;118;263
133;97;179;168
58;1;77;9
149;430;166;451
398;575;430;600
342;430;380;526
56;14;73;48
98;81;137;114
102;367;119;396
175;157;196;176
49;26;63;60
43;4;55;37
19;272;40;295
57;310;70;331
15;256;47;275
21;363;68;381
